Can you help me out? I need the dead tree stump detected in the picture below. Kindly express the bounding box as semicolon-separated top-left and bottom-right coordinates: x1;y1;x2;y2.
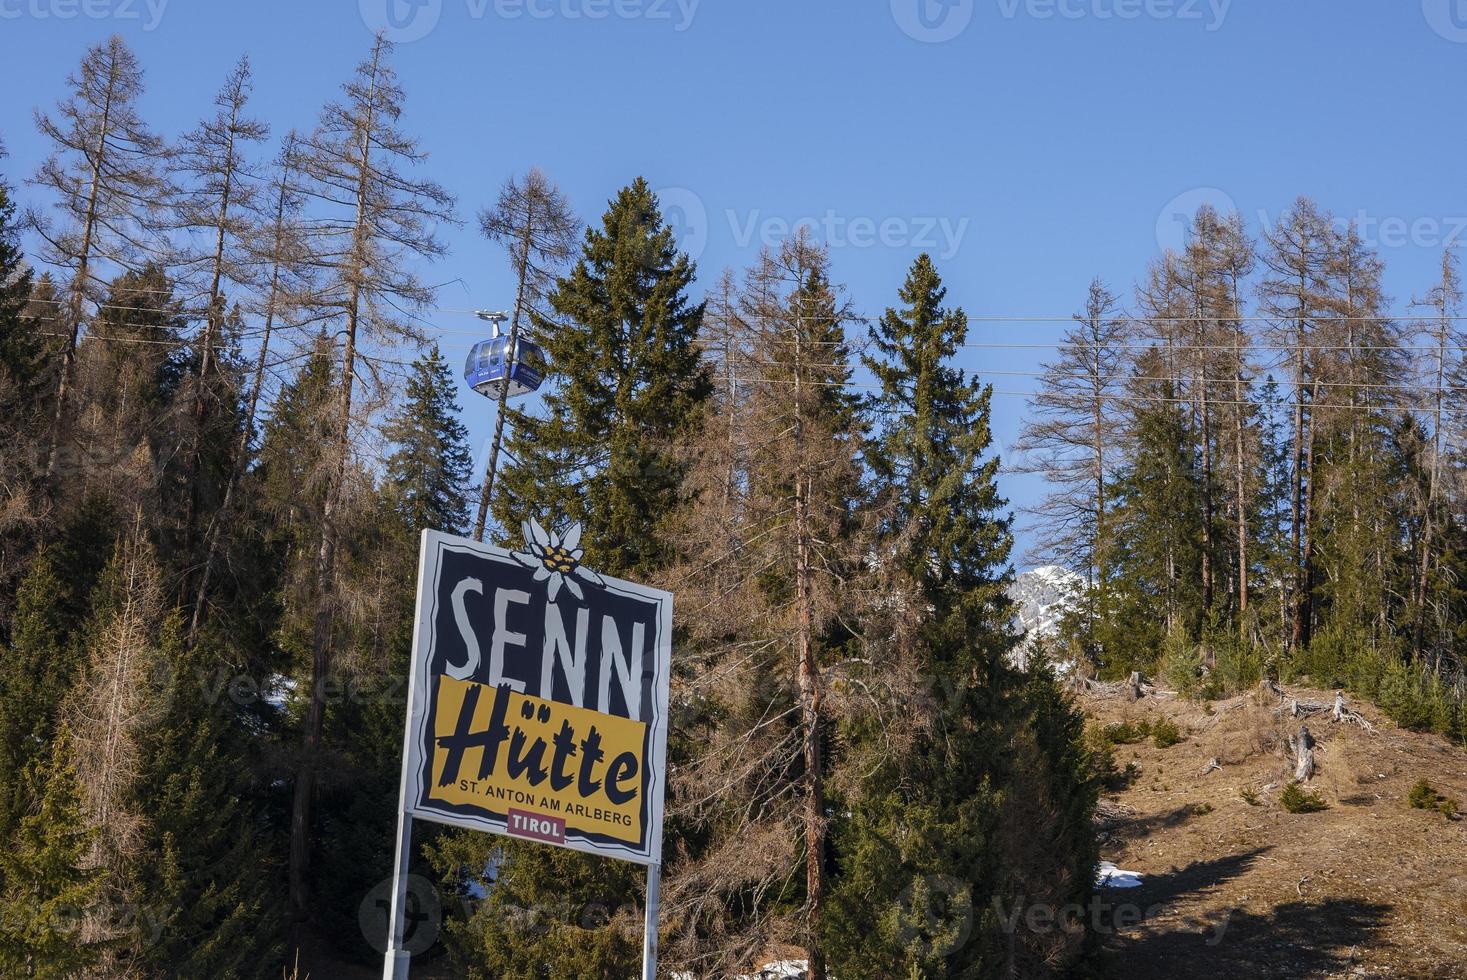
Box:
1292;725;1316;782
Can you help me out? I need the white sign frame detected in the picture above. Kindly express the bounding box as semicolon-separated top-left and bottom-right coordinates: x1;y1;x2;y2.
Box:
397;527;672;864
384;527;672;979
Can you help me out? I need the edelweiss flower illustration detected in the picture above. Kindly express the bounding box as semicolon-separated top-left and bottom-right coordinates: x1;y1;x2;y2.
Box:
512;518;606;603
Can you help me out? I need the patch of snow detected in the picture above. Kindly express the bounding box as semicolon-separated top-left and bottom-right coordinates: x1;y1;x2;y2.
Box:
1095;861;1144;889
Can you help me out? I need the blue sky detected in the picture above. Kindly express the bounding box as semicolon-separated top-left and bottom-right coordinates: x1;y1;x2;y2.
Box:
2;1;1465;564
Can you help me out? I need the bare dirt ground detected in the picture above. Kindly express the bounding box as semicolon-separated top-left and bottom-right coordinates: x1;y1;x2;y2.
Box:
1083;683;1467;979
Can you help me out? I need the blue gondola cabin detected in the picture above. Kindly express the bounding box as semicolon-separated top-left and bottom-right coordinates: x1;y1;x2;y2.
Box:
464;334;547;399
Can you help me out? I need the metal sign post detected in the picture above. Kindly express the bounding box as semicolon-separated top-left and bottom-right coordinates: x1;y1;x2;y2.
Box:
382;523;671;979
641;863;661;980
381;809;413;980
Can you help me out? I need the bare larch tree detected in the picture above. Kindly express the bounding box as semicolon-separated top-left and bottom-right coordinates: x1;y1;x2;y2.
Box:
1014;277;1127;604
189;132;313;643
171;55;268;590
28;34;169;481
286;34;456;935
471;167;578;541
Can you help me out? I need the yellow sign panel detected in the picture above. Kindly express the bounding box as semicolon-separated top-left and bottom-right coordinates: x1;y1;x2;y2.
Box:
426;675;649;846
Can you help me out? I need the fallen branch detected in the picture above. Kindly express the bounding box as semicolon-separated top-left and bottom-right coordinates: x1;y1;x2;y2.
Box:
1072;672;1161;699
1289;697;1331;718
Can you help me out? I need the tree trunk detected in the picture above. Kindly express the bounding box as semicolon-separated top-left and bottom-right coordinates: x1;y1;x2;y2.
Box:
45;67;113;481
793;279;825;980
290;59;377;933
182;124;238;593
1199;372;1214;612
1292;724;1315;782
1414;303;1447;655
473;209;536;542
1299;384;1317;649
188;164;291;643
1230;275;1249;615
1290;314;1307;651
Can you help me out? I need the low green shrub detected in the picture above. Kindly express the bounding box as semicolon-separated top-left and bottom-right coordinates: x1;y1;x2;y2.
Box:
1408;778;1460;820
1280;782;1328;814
1159;621;1204;698
1101;720;1151;745
1151;718;1183;749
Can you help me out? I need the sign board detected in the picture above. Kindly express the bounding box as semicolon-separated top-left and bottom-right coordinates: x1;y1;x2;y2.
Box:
398;521;672;866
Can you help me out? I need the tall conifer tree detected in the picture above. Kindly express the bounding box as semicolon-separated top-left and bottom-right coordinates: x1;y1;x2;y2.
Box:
0;735;103;978
826;256;1095;979
383;345;473;536
453;179;709;978
494;178;710;575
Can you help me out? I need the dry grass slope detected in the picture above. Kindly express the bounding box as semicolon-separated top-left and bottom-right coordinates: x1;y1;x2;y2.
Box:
1084;683;1467;979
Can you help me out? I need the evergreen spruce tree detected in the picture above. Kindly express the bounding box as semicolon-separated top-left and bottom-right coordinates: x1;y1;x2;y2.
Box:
383;345;473;536
494;178;711;576
0;497;114;834
0;553;76;835
825;256;1096;978
863;254;1011;632
1256;376;1297;649
0;734;103;979
131;626;283;979
0;150;37;406
447;179;708;978
1102;362;1206;670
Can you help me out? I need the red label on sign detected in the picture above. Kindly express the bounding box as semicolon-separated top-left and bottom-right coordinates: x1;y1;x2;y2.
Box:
507;808;566;845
